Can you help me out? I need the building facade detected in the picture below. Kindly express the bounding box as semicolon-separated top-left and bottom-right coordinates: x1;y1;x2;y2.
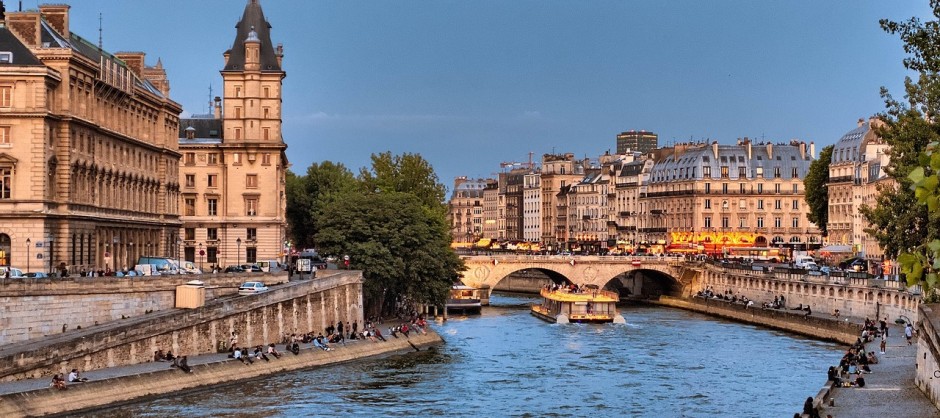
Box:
448;177;488;244
0;5;182;273
616;130;658;155
178;0;288;269
522;171;541;242
540;153;585;251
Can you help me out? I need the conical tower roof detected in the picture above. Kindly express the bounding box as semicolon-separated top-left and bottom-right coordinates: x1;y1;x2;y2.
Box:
222;0;281;72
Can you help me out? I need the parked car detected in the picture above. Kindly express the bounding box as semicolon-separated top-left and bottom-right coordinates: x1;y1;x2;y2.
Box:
23;272;48;278
136;256;180;275
240;264;263;273
238;281;269;295
177;260;203;275
257;260;283;273
224;265;246;273
0;267;25;278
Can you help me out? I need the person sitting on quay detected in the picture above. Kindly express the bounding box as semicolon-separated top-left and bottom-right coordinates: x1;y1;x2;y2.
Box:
289;340;301;355
827;366;842;387
804;306;812;317
868;351;879;364
372;326;387;342
178;355;192;373
254;345;270;362
154;349;165;362
267;343;281;359
165;350;176;362
853;373;866;388
400;323;411;337
833;308;841;318
802;396;821;418
313;335;332;351
50;374;67;390
363;329;377;342
68;368;88;383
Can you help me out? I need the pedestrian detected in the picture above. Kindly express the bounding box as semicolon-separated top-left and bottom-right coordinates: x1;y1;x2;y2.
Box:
229;331;238;352
880;333;887;354
905;323;914;346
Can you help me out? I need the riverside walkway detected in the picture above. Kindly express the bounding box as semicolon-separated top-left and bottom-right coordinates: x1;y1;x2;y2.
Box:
816;320;939;417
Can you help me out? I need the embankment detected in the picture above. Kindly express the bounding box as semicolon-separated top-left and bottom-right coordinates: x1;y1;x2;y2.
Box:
655;296;861;345
0;331;443;418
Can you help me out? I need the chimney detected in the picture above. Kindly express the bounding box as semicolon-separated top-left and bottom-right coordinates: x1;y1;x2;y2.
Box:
766;142;773;159
5;11;42;47
799;141;806;160
213;96;222;119
857;118;865;127
810;142;816;159
276;43;284;67
712;141;719;159
115;52;145;77
745;137;752;160
38;4;70;39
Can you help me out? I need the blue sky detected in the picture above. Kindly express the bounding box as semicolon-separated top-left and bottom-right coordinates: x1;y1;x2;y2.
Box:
52;1;931;191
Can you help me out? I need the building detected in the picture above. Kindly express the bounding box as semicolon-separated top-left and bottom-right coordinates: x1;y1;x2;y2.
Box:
482;181;499;240
567;168;610;253
642;139;821;255
827;118;892;263
178;0;288;269
0;5;182;273
540;153;585;251
448;177;488;244
611;154;653;252
522;171;541;242
616;130;658;155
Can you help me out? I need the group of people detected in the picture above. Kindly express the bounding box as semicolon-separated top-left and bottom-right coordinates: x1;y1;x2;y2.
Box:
49;368;88;390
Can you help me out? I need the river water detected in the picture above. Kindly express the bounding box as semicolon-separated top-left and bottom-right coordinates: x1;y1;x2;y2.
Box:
100;293;843;417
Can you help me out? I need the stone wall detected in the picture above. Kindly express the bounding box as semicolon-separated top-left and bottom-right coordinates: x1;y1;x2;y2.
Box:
0;331;443;418
697;263;920;323
916;304;940;409
0;272;287;345
0;271;359;382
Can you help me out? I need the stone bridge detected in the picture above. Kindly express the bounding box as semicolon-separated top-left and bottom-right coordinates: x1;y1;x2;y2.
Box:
459;255;701;297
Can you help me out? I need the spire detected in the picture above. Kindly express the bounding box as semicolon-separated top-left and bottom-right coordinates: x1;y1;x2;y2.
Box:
222;0;281;72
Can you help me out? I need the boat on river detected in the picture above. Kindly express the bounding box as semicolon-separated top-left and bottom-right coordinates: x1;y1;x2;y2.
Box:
446;285;485;313
531;286;626;324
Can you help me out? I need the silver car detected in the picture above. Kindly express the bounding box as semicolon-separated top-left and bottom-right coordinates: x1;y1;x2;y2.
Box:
238;281;269;295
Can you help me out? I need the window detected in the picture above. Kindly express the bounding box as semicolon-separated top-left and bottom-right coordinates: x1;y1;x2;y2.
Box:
0;167;10;199
757;200;764;210
793;184;799;193
792;167;799;179
247;228;257;241
207;228;218;240
773;217;781;228
263;86;269;98
208;198;218;216
739;218;747;228
705;183;711;194
774;199;782;210
721;216;729;228
756;167;763;178
757;184;763;194
720;166;729;178
185;153;195;165
704;216;712;228
246;174;258;188
207;153;218;165
207;247;218;264
0;86;11;107
235;107;242;119
792;217;800;228
0;52;11;63
774;184;781;194
757;217;764;228
739;200;746;209
184;198;195;216
185;174;195;188
0;126;9;145
704;199;711;209
263;127;269;140
738;166;746;178
246;247;257;263
739;183;745;194
208;174;218;188
233;153;242;164
234;128;241;140
703;166;711;177
246;198;258;216
774;167;781;178
262;154;271;165
722;183;728;194
185;228;195;240
263;107;270;118
792;199;799;210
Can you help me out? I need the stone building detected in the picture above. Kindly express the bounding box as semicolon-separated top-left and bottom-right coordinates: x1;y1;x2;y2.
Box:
482;181;499;240
616;130;658;155
522;171;541;242
447;177;488;244
540;153;585;251
611;154;653;252
643;139;821;255
0;5;182;273
178;0;288;269
827;118;893;263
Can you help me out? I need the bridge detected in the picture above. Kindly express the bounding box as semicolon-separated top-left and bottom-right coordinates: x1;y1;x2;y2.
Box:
459;255;701;298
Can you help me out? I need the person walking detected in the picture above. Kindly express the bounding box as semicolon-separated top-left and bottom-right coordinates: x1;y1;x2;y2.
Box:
905;323;914;346
880;333;887;354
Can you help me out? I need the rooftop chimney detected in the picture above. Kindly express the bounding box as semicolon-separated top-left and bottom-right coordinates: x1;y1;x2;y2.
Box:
5;11;42;47
115;51;145;77
810;142;816;159
38;4;70;39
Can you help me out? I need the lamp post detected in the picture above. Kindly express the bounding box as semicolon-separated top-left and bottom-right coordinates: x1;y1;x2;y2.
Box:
236;237;242;266
25;238;30;274
127;240;134;271
176;237;183;275
198;243;204;271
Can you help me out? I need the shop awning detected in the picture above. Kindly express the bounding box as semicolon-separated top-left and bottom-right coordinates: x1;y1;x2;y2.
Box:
820;245;852;254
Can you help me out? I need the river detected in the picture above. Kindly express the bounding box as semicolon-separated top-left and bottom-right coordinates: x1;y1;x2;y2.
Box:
97;293;844;417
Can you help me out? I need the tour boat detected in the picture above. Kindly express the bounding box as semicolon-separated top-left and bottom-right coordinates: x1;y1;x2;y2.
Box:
531;287;626;324
446;285;484;313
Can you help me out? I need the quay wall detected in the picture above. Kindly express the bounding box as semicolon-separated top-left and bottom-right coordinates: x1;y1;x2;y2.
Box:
0;272;361;382
697;263;920;323
916;304;940;410
0;331;443;418
492;274;550;293
656;296;862;344
0;272;288;346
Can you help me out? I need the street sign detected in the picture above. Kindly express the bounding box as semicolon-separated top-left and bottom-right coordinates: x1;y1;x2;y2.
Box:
199;250;206;256
297;258;312;273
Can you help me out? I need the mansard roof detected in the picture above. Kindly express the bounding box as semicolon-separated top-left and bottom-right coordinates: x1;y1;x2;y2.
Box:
223;0;281;73
649;142;813;182
0;26;42;66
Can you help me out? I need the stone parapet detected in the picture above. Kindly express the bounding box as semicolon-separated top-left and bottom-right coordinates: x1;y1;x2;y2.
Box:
916;304;940;409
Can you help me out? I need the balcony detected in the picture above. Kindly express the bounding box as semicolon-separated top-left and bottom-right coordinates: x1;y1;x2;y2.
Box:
650;209;665;215
645;190;695;198
607;221;618;226
640;227;667;233
828;175;854;184
619;211;633;217
617;225;637;231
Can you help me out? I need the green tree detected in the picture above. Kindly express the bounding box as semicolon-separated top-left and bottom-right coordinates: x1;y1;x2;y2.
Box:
285;162;357;249
314;192;462;317
804;145;832;235
359;151;447;211
863;4;940;297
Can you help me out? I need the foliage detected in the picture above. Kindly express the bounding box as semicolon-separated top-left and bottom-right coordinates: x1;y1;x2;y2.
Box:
804;145;832;235
359;152;447;212
868;4;940;297
313;192;462;317
285;162;358;249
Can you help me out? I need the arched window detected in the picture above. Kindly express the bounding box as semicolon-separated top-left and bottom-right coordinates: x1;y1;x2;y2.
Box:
0;233;10;266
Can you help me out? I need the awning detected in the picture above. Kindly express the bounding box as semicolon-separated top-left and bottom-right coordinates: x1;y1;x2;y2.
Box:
820;245;852;254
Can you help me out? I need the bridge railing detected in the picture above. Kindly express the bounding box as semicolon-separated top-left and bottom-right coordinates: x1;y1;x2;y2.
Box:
461;254;684;263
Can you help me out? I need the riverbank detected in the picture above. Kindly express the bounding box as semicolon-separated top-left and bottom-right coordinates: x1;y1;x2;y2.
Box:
0;329;443;417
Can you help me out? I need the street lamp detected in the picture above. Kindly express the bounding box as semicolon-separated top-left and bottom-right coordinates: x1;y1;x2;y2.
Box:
176;237;183;275
236;237;242;266
25;238;30;274
198;243;203;271
127;240;134;271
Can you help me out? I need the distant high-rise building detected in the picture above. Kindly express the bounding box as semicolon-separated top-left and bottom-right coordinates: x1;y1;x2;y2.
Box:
616;130;658;155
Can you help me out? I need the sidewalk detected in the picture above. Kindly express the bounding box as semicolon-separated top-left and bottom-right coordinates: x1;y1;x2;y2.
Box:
815;321;940;417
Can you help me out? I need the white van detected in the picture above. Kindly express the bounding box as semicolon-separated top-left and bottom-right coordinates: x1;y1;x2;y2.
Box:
794;255;816;269
257;260;283;273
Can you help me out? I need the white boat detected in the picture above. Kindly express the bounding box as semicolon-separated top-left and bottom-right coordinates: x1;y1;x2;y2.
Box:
446;285;484;313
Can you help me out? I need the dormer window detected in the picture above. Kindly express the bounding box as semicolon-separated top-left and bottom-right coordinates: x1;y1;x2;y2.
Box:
185;126;196;139
0;52;12;63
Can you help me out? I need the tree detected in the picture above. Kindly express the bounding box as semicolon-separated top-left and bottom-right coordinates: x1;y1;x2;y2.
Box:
359;152;447;211
285;162;357;249
314;192;462;317
804;145;832;235
862;4;940;297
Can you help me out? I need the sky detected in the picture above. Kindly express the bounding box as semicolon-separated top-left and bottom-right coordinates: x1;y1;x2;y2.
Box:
37;0;934;192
